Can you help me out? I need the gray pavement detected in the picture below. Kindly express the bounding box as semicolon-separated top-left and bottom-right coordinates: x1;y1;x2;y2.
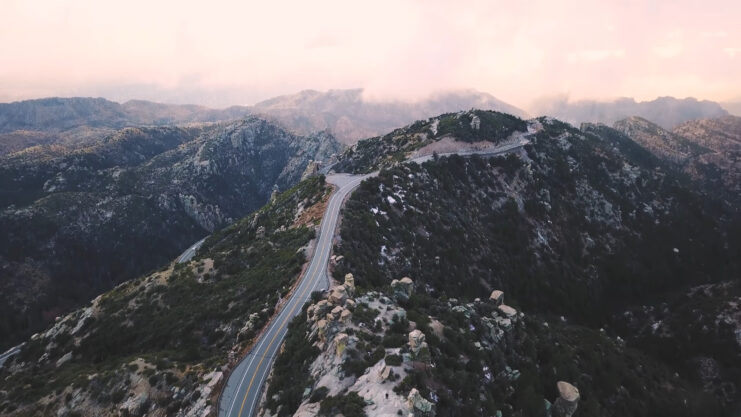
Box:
218;173;373;417
177;237;206;264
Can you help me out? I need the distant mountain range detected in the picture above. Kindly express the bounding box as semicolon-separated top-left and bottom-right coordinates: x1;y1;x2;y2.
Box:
615;115;741;205
532;96;729;129
4;92;738;154
0;98;253;155
250;88;528;144
0;90;528;153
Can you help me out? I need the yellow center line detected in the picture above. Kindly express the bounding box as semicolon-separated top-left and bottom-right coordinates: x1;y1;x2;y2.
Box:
236;187;339;417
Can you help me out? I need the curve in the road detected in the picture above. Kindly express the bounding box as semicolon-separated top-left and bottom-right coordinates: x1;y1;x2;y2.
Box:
219;173;372;417
218;141;528;417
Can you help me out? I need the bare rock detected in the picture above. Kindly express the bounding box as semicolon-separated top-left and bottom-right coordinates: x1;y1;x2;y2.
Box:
408;330;427;355
340;308;352;323
120;392;150;417
553;381;580;417
489;290;504;306
294;402;321;417
328;285;348;306
55;352;72;368
407;388;435;416
317;319;329;343
334;333;349;357
344;273;356;296
391;277;414;301
497;304;517;318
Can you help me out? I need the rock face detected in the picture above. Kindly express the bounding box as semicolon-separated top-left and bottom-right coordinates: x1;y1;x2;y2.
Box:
301;160;320;180
328;285;348;306
343;273;356;296
552;381;580;417
614;115;741;205
340;308;352;323
408;330;427;355
498;304;517;318
119;392;150;417
489;290;504;306
334;333;349;357
407;388;435;417
391;277;415;301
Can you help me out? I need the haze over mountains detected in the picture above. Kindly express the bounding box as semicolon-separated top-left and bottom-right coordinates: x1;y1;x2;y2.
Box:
4;90;739;155
250;89;529;144
0;89;528;152
532;96;730;129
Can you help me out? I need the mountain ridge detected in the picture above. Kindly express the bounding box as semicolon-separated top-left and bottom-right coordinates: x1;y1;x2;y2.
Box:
532;96;729;129
0;117;341;351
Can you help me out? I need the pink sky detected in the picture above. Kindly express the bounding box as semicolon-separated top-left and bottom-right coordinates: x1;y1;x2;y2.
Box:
1;0;739;108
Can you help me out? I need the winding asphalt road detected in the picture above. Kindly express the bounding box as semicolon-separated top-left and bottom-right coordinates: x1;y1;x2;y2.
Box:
217;140;529;417
177;238;206;264
218;172;374;417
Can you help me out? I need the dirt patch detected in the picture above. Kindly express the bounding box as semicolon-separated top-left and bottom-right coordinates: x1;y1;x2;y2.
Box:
293;184;336;228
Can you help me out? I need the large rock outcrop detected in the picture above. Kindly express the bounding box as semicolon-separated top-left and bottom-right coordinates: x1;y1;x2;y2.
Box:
391;277;414;301
552;381;580;417
408;330;427;356
407;388;435;417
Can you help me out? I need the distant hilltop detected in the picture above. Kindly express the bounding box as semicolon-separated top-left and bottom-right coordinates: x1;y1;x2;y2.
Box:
531;95;729;129
0;89;528;150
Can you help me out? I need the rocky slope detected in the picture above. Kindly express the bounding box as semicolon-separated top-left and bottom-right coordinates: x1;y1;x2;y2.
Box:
322;113;739;413
257;275;720;417
252;89;528;144
615;115;741;205
532;96;728;129
0;118;341;350
0;97;254;156
0;176;331;417
0;97;252;133
333;117;738;317
613;116;710;163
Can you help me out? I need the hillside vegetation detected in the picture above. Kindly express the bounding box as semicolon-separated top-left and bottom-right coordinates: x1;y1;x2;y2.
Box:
0;117;341;350
333;110;527;173
310;114;741;415
0;176;331;417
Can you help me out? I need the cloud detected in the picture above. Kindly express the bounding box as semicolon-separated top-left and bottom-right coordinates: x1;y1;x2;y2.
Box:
724;47;741;58
654;43;683;58
567;49;626;63
0;0;739;106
